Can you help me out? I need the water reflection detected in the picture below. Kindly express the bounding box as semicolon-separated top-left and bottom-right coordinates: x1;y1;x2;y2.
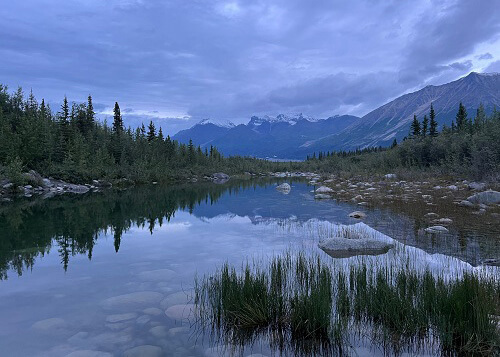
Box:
0;179;498;356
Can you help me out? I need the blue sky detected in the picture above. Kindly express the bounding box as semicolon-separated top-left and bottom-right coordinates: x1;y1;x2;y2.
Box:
1;0;499;134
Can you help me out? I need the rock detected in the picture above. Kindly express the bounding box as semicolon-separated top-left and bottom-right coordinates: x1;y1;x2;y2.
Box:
165;304;195;321
467;190;500;205
123;345;162;357
349;211;366;219
319;238;394;258
100;291;163;310
351;195;363;201
168;326;190;336
434;218;453;224
24;170;44;185
149;326;168;338
422;195;432;200
468;182;486;190
105;313;137;323
459;200;474;207
143;307;163;316
136;315;151;324
2;182;13;189
66;351;113;357
275;183;291;193
425;226;449;233
211;172;230;184
160;291;191;309
314;193;331;199
316;186;333;193
93;180;112;187
424;212;439;218
24;185;33;190
447;185;458;191
384;174;397;179
31;317;66;331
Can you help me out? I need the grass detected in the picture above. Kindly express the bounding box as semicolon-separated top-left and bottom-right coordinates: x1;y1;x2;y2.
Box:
194;252;500;356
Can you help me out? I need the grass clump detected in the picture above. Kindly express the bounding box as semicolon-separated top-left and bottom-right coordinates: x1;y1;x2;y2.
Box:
195;253;500;356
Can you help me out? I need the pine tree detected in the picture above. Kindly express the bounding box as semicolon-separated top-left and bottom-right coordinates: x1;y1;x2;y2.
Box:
421;115;429;137
85;95;95;133
391;138;397;148
147;121;156;142
112;102;123;134
455;102;467;131
410;115;421;137
429;103;438;137
474;103;486;131
157;127;164;141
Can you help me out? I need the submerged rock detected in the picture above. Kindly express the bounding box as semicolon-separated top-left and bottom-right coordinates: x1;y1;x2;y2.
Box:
425;226;449;233
66;351;112;357
467;190;500;205
318;238;394;258
31;317;66;331
349;211;366;219
123;345;162;357
165;304;195;321
100;291;163;310
275;183;291;193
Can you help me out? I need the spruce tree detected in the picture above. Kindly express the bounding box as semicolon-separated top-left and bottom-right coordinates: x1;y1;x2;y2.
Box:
422;115;429;137
455;102;467;131
112;102;123;134
85;95;95;133
410;115;421;136
474;103;486;131
157;127;164;141
147;121;156;142
391;138;397;148
429;104;438;137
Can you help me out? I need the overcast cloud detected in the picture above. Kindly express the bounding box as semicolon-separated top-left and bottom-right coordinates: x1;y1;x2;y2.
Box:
1;0;499;134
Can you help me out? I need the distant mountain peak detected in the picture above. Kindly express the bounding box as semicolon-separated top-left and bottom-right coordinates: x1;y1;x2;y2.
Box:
197;118;235;128
248;113;317;126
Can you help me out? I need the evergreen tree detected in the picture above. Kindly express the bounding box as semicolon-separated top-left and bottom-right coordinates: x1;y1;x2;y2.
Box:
474;103;486;131
147;121;156;142
391;138;397;148
455;102;468;131
410;115;421;136
85;95;95;133
157;127;164;141
421;115;429;137
112;102;123;134
429;103;438;137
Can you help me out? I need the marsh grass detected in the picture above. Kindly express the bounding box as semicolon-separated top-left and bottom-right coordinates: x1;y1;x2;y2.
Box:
195;252;500;356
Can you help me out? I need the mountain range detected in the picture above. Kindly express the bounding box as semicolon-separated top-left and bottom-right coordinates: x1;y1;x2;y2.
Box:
173;72;500;159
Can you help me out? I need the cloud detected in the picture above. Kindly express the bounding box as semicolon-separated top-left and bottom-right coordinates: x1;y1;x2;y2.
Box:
484;60;500;73
477;52;493;60
0;0;499;132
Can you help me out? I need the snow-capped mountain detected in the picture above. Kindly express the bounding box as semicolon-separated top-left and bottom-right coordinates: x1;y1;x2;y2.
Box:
197;118;235;128
173;114;358;157
173;72;500;158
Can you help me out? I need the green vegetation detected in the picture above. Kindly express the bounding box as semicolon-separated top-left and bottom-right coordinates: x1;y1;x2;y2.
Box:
195;252;500;356
0;86;282;183
303;103;500;180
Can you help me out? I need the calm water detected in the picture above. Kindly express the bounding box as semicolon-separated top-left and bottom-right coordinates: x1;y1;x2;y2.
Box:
0;179;497;357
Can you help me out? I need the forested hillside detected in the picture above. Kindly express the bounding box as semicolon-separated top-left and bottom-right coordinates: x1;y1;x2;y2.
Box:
0;86;280;183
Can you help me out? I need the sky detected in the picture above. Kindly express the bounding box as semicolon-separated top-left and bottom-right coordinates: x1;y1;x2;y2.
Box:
1;0;499;135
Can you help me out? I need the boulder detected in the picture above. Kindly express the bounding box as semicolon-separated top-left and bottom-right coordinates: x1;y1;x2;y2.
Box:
211;172;230;184
316;186;333;193
466;190;500;205
349;211;366;219
468;182;486;191
434;218;453;224
425;226;449;233
384;174;397;179
447;185;458;191
319;238;394;258
23;170;44;185
276;183;291;193
459;200;474;207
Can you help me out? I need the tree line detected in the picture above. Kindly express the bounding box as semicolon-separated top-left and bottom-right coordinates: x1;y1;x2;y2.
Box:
0;86;281;183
